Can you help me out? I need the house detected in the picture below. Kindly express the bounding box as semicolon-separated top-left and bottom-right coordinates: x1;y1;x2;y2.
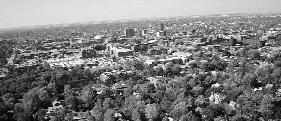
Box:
114;48;134;57
148;46;168;55
133;43;149;52
100;72;116;83
108;45;134;57
212;38;239;46
243;39;265;47
80;49;97;58
209;93;226;104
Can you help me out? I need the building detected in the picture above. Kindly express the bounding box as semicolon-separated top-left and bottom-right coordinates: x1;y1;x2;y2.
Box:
106;44;134;57
172;52;192;63
142;29;149;36
124;28;135;37
160;23;165;31
113;48;134;57
133;43;148;52
212;38;240;46
80;49;97;58
148;46;168;55
243;39;266;47
156;31;166;37
100;72;116;82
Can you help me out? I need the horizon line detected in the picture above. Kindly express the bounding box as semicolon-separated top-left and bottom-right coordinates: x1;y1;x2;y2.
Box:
1;12;281;31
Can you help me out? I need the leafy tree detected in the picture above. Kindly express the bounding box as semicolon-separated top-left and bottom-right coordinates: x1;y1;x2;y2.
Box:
179;111;200;121
2;93;15;106
202;104;225;121
258;94;274;120
64;85;79;111
103;98;114;110
13;103;33;121
0;102;11;121
145;103;160;121
104;108;116;121
80;86;96;109
172;65;182;75
247;49;261;60
133;59;145;71
123;61;134;71
155;66;165;76
160;98;172;112
151;90;165;103
22;90;42;117
271;67;281;85
94;44;106;51
37;109;47;121
90;100;104;121
132;101;146;121
255;64;273;85
38;87;53;108
229;115;249;121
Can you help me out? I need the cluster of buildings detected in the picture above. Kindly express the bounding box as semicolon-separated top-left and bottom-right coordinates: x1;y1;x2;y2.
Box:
1;15;281;78
2;14;281;121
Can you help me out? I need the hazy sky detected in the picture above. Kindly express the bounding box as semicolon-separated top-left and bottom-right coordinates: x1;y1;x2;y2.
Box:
0;0;281;28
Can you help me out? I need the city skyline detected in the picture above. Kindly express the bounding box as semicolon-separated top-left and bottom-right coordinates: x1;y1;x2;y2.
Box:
1;0;281;29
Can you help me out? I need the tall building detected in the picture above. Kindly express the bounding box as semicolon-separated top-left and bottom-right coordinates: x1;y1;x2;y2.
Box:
160;23;165;31
142;29;148;36
158;23;166;37
156;31;166;37
124;28;135;37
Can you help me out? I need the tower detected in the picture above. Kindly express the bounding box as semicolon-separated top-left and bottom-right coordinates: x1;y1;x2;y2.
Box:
124;28;135;37
160;23;165;31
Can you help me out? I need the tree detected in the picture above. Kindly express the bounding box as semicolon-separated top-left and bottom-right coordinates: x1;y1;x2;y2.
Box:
145;103;160;121
179;111;200;121
195;95;206;107
104;108;116;121
13;103;33;121
155;66;164;76
255;64;273;85
103;98;114;110
38;87;53;108
22;91;42;117
64;85;78;111
258;94;274;120
80;86;96;108
133;59;145;71
140;83;155;94
94;44;106;51
229;115;249;121
210;58;228;71
123;61;134;71
172;65;182;75
202;104;225;121
90;101;104;121
2;93;15;106
132;102;146;121
160;98;172;112
247;49;261;60
37;109;47;121
54;71;71;94
272;67;281;85
151;90;165;103
0;102;11;121
192;85;204;96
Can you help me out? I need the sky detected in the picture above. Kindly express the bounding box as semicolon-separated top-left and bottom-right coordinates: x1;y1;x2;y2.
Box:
0;0;281;28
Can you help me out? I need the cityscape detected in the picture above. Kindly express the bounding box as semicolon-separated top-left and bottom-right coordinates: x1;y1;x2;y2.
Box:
1;1;281;121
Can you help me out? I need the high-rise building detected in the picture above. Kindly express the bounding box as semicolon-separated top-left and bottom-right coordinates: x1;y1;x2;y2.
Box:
124;28;135;37
142;29;148;36
156;31;166;37
160;23;165;31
